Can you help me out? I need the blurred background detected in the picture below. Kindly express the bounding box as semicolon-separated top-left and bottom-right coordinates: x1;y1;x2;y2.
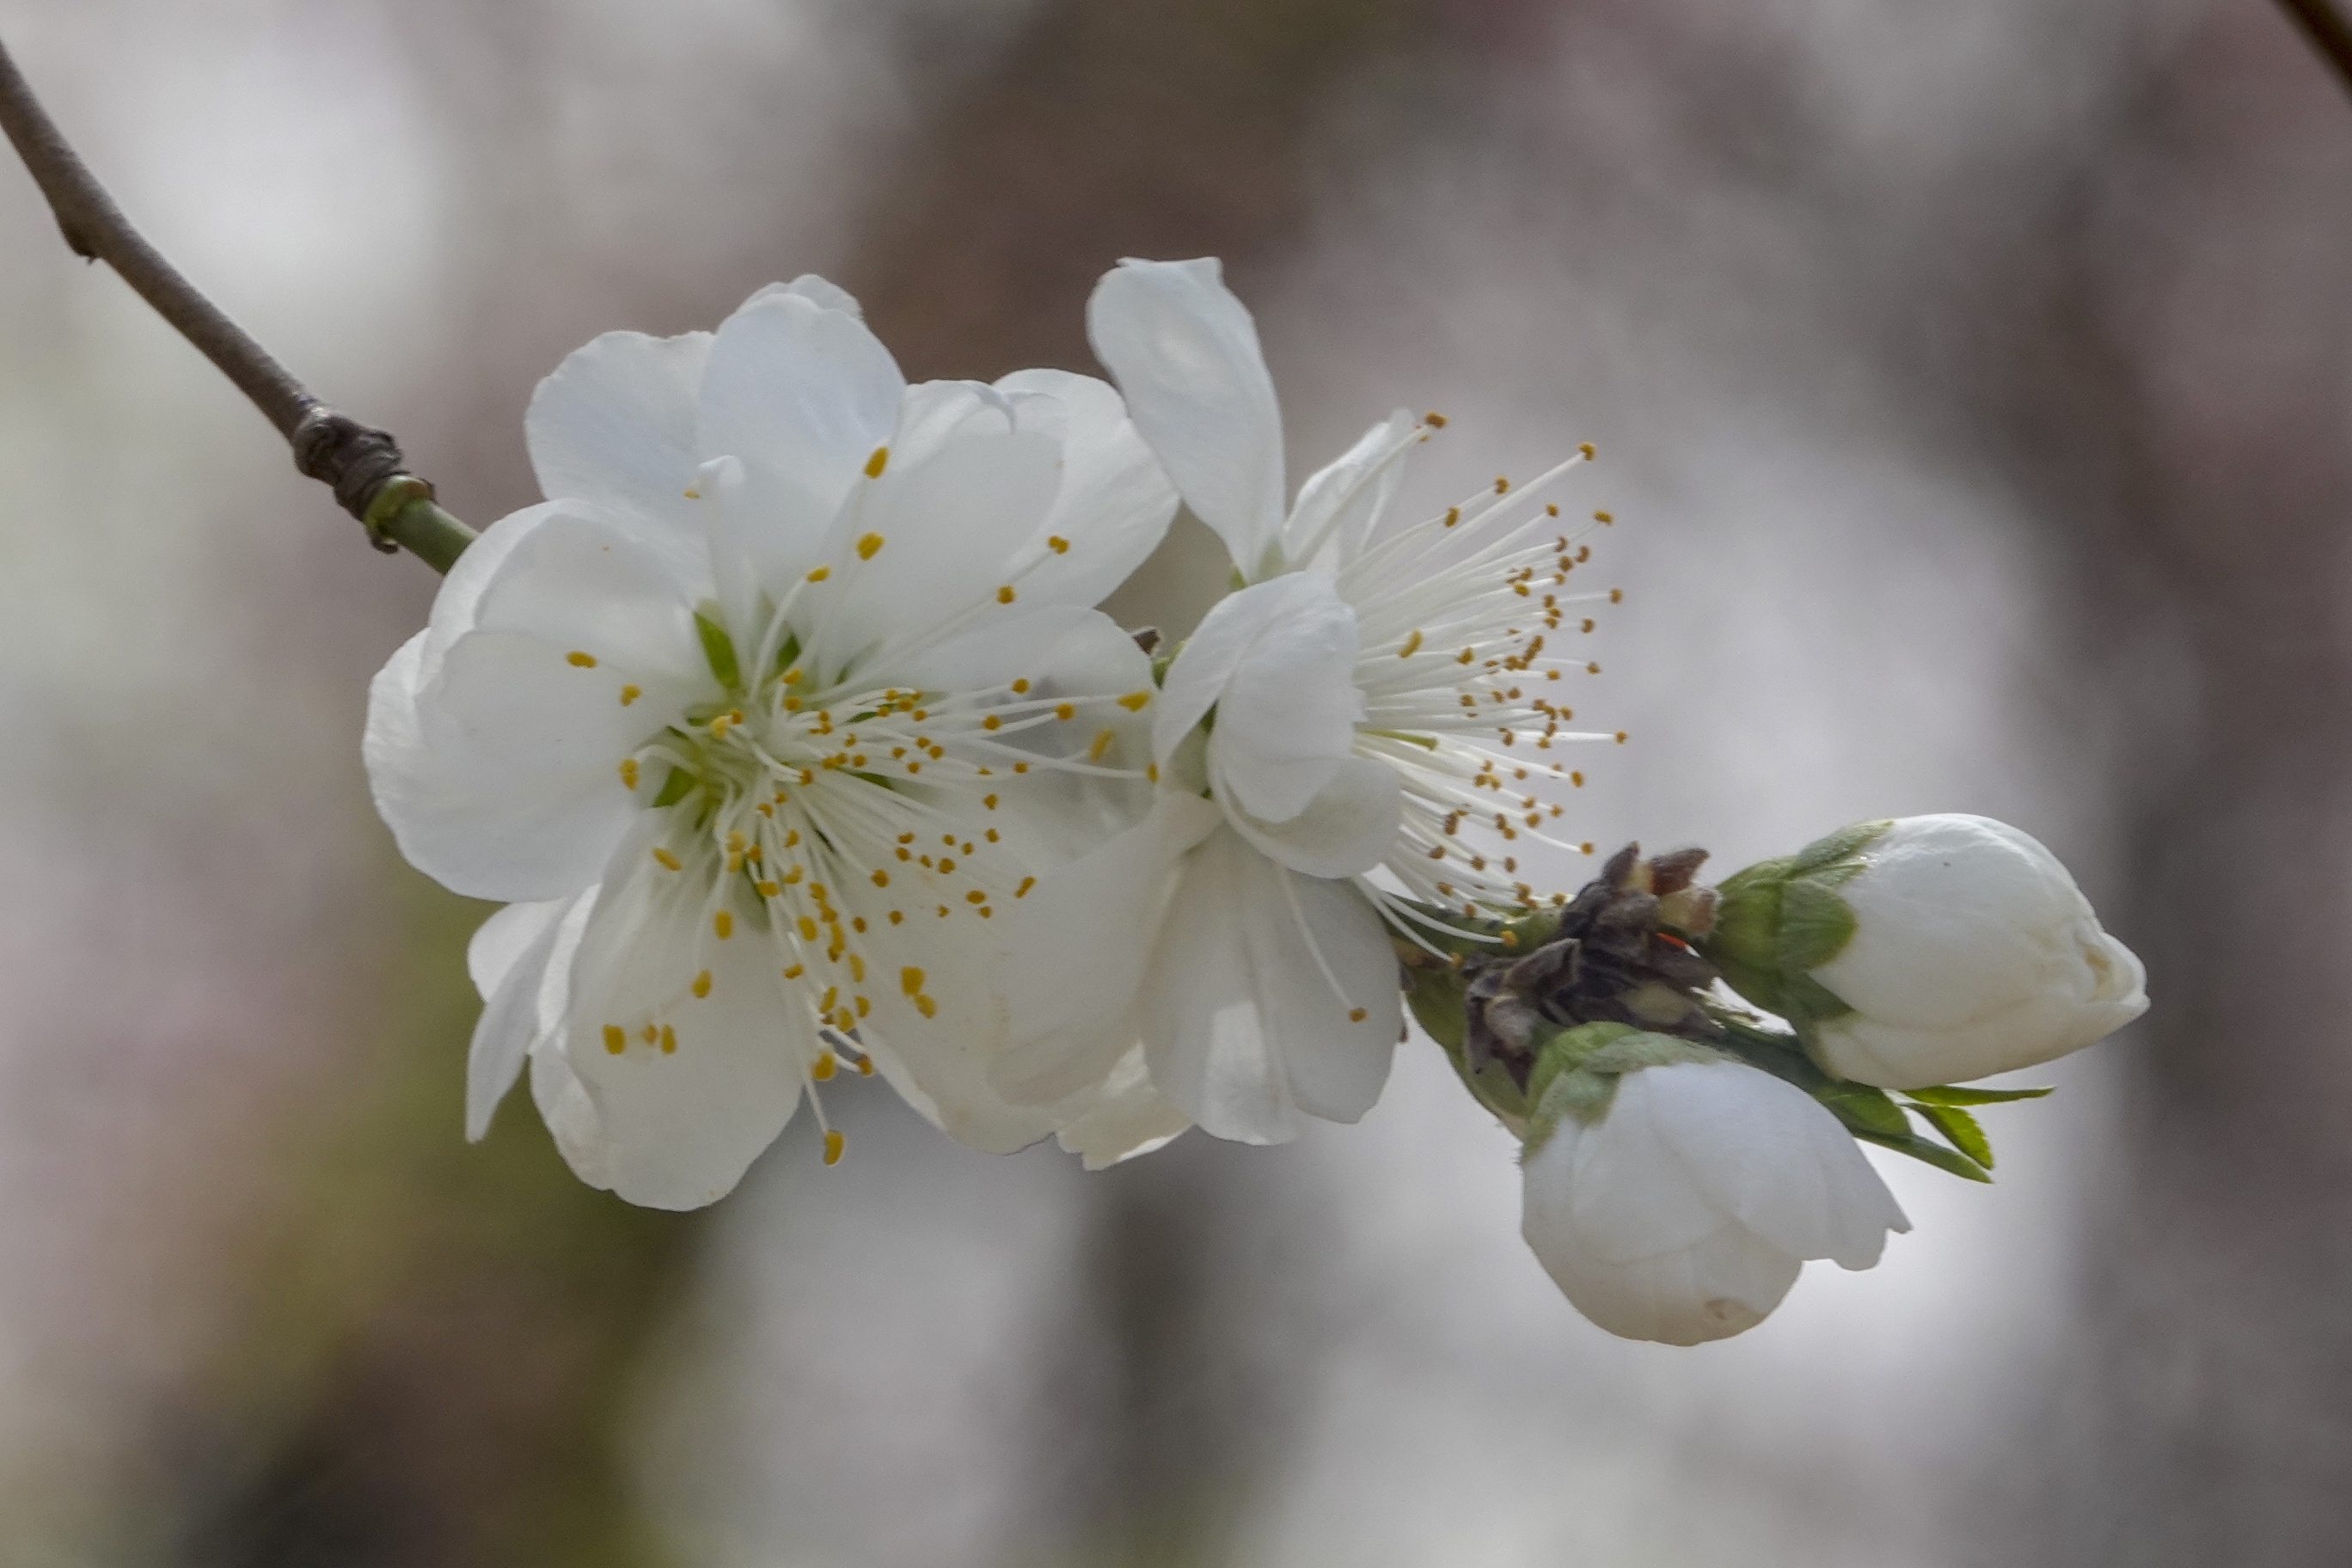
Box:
2;0;2348;1562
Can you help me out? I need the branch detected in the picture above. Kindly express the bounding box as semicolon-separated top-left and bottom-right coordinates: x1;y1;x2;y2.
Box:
2279;0;2352;102
0;34;474;573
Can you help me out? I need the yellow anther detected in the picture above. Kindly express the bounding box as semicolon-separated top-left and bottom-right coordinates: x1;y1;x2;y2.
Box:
1090;729;1115;762
1146;763;1158;782
865;445;889;478
783;963;804;980
1016;876;1035;898
1614;731;1628;744
854;995;870;1017
1443;507;1461;528
984;829;999;843
1494;476;1510;494
1011;678;1030;695
1350;1008;1369;1023
620;757;640;790
813;1051;837;1081
1013;762;1030;774
983;794;998;810
757;880;781;897
1609;587;1624;603
659;1024;677;1054
785;830;801;848
567;650;597;668
1579;442;1596;460
603;1025;626;1055
620;684;641;706
1118;690;1152;711
653;848;682;871
824;1130;846;1166
1048;535;1070;554
914;994;938;1018
965;890;987;904
1424;411;1448;427
996;585;1016;604
858;531;885;560
938;858;956;874
1581;841;1596;854
692;969;712;999
807;565;830;583
857;1055;877;1074
798;916;818;942
848;954;865;983
781;866;803;885
1054;702;1075;721
1456;648;1476;665
726;830;746;852
871;869;890;888
642;1024;658;1044
1399;630;1424;658
714;910;734;940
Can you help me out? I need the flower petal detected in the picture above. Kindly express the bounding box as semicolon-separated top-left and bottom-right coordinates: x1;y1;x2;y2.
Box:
995;368;1179;607
1644;1061;1910;1270
695;285;904;588
562;845;815;1210
1087;257;1287;576
525;327;714;577
1283;408;1418;568
1216;754;1400;879
1050;1045;1191;1170
1139;828;1400;1143
465;892;595;1142
802;381;1061;680
994;789;1223;1106
1154;573;1362;801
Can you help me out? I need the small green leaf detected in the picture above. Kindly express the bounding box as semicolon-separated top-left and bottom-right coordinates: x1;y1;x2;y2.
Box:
1814;1078;1910;1138
1778;971;1854;1024
1855;1128;1994;1183
650;767;695;808
1907;1101;1993;1168
1904;1084;2055;1106
695;610;743;692
1776;875;1858;974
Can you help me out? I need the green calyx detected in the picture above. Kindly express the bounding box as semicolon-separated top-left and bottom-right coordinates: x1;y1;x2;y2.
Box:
1522;1024;1726;1158
1701;820;1891;1026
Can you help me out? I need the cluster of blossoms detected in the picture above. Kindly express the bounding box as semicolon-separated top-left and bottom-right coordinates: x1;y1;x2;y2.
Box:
366;260;2147;1343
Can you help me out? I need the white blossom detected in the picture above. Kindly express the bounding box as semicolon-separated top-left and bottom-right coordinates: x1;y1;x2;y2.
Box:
1520;1058;1909;1345
367;277;1185;1207
995;257;1615;1144
1805;814;2148;1088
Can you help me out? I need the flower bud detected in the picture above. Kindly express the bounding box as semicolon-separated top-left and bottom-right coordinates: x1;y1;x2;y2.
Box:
1707;814;2147;1090
1519;1045;1908;1345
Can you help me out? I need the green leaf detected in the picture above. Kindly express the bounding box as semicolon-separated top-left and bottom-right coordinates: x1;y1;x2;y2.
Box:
695;609;743;692
1775;875;1857;974
1906;1101;1993;1169
1855;1128;1994;1183
650;767;695;808
1904;1084;2055;1106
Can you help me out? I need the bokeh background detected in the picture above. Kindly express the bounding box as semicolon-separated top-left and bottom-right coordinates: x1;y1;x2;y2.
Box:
3;0;2348;1562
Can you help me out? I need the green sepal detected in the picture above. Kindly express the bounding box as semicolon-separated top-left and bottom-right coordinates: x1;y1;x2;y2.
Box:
1779;971;1855;1025
1401;959;1528;1128
1715;1022;1908;1138
1704;857;1790;1009
1525;1021;1640;1114
1906;1101;1993;1169
769;632;802;679
650;767;696;809
1904;1084;2055;1106
1775;876;1858;975
1524;1027;1728;1155
1854;1128;1994;1183
695;609;743;693
1789;819;1892;876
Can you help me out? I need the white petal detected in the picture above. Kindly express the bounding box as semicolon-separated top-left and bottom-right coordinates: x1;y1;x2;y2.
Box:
524;328;714;578
741;274;865;317
365;629;630;903
464;507;712;690
1216;755;1400;879
1523;1125;1804;1346
995;368;1180;607
695;288;904;585
994;789;1224;1106
563;845;814;1210
1283;408;1418;568
1051;1045;1191;1170
1644;1061;1910;1269
1556;1072;1740;1263
1139;829;1400;1143
803;382;1060;679
1154;573;1361;790
464;892;596;1142
1087;257;1287;576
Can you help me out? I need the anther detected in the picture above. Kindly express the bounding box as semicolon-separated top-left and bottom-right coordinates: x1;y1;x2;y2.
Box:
1118;690;1152;711
997;585;1016;604
858;532;885;559
1399;631;1423;658
806;566;830;583
714;910;734;940
659;1025;677;1054
824;1130;846;1166
865;445;889;478
1090;730;1115;762
619;758;640;790
653;848;682;871
692;969;712;999
621;684;641;706
1349;1008;1369;1023
814;1051;837;1081
1048;535;1070;554
603;1025;626;1055
567;651;597;668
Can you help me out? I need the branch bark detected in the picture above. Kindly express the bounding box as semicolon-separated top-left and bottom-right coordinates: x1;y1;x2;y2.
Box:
0;34;474;573
2279;0;2352;102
